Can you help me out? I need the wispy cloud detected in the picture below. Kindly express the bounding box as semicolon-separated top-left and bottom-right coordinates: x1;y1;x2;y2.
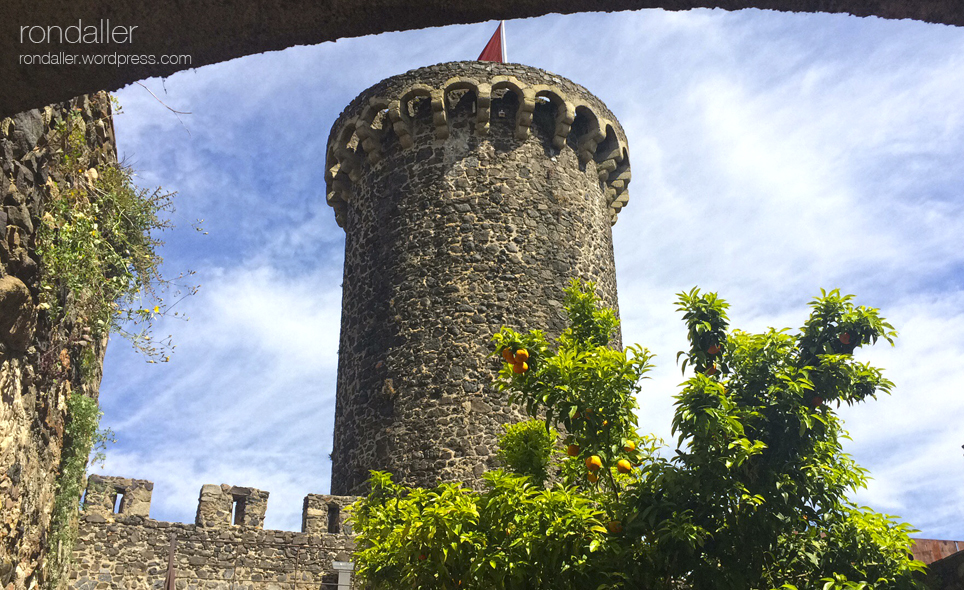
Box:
98;9;964;536
99;262;342;529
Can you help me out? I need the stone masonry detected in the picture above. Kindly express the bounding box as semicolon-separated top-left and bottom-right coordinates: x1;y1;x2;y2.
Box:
196;484;270;530
302;495;356;537
326;61;632;494
83;475;154;520
70;476;357;589
0;93;115;590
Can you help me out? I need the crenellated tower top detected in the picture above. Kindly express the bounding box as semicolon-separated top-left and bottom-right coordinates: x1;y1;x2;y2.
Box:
325;61;631;229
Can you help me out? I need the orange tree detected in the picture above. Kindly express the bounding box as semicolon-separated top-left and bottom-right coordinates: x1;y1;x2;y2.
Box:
348;280;926;590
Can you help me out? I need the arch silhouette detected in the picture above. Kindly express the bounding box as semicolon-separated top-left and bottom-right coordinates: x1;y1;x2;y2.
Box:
1;1;960;118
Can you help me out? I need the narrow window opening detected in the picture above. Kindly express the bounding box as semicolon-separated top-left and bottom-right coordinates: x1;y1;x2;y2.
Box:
409;95;432;119
594;126;619;161
490;88;518;125
232;496;247;526
113;489;125;514
446;88;478;125
532;93;559;138
327;504;341;534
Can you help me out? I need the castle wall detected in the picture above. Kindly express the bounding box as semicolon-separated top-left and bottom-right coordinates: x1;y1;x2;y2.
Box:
0;94;114;589
84;475;154;520
925;549;964;590
326;62;632;494
71;477;358;589
196;484;270;529
71;518;356;589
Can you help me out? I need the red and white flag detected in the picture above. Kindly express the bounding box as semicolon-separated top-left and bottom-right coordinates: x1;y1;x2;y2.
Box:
477;21;507;63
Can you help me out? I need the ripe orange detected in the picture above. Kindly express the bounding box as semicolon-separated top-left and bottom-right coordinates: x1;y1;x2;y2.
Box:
588;472;599;483
566;444;580;457
811;396;824;407
707;344;720;355
512;362;528;374
501;348;515;363
705;364;718;376
418;553;427;561
623;440;636;453
616;459;632;474
607;520;623;534
585;455;602;472
839;333;851;345
515;349;529;362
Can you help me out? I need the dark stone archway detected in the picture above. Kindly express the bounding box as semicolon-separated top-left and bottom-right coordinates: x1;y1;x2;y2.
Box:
2;0;962;118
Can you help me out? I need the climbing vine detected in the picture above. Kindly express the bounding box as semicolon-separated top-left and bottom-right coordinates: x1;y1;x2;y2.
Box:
37;106;190;359
39;98;190;588
45;393;109;589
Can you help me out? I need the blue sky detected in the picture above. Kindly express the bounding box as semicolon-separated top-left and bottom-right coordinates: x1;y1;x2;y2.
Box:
96;8;964;539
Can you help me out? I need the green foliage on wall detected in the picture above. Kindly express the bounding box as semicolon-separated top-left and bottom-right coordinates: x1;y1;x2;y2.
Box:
45;393;106;589
39;99;186;588
38;107;187;360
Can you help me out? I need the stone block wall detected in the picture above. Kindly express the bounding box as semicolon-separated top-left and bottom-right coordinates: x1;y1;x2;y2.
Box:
0;93;115;590
71;517;356;590
325;61;633;494
71;476;359;589
196;484;269;529
83;475;154;521
302;495;356;536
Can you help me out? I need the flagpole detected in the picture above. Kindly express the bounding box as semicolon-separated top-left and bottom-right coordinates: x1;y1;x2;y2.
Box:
500;20;507;63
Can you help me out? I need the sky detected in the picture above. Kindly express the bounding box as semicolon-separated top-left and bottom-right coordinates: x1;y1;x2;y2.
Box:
94;8;964;539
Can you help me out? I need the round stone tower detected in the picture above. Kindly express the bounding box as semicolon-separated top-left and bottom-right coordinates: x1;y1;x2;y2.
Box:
325;61;632;495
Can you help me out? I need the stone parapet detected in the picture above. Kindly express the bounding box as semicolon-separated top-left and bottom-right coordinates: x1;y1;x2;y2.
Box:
195;484;270;529
73;475;360;587
82;475;153;521
70;516;356;589
302;495;357;536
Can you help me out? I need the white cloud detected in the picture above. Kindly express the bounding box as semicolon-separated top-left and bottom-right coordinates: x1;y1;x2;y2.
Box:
95;9;964;538
99;261;343;529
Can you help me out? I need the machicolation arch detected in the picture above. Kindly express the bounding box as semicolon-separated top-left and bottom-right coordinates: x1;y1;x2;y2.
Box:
326;62;632;229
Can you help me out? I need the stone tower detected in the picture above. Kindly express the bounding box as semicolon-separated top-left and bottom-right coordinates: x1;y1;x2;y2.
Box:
325;62;631;495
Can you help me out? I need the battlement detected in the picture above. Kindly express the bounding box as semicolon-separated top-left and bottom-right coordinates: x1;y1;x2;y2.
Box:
81;475;357;535
83;475;154;520
325;61;632;228
72;476;360;588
